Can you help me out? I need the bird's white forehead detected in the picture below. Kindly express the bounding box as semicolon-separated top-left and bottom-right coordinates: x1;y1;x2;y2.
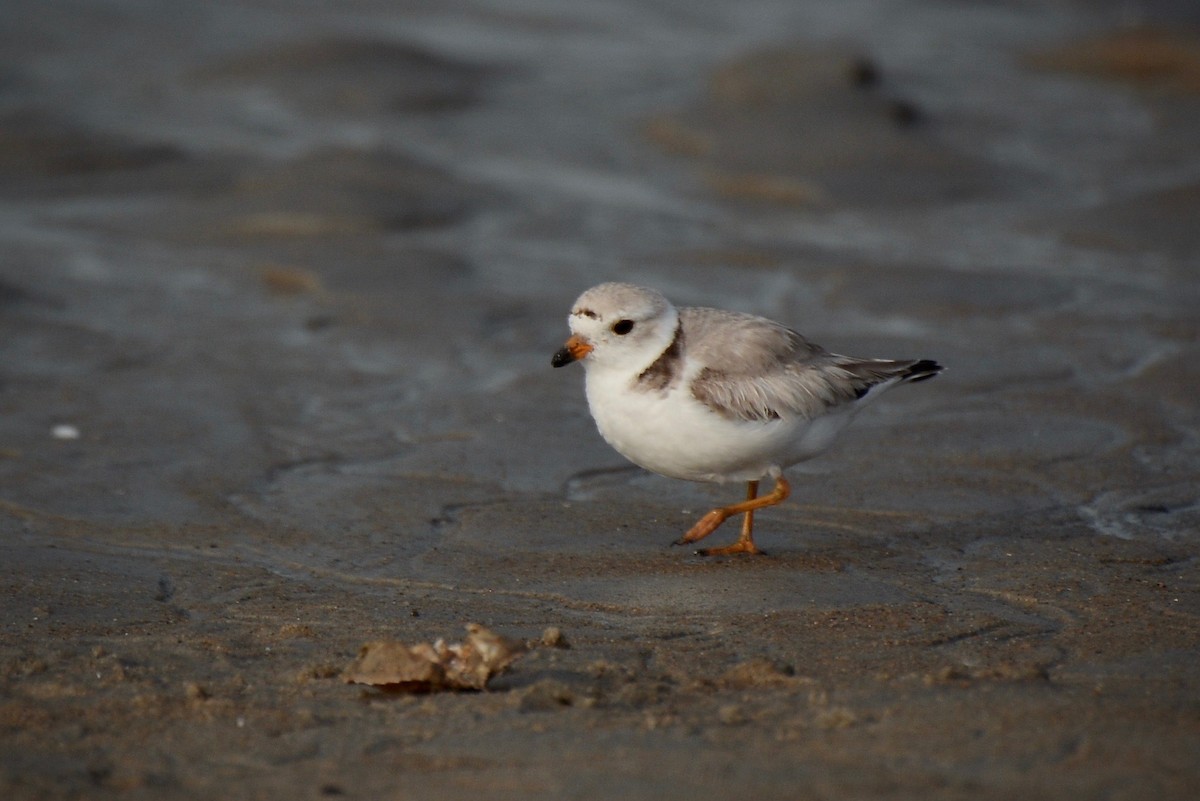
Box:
570;282;668;321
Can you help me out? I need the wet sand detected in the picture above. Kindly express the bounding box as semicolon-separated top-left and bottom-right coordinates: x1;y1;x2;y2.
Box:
2;1;1198;798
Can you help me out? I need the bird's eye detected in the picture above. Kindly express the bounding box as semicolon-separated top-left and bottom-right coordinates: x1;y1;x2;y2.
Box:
611;319;635;335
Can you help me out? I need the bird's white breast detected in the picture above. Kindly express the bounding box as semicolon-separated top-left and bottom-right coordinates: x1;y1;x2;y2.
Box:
583;365;850;484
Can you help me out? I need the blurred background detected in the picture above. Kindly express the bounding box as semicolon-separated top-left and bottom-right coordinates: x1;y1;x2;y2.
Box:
2;0;1197;519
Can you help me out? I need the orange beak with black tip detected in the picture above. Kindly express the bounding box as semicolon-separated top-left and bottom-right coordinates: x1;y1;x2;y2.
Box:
551;335;593;367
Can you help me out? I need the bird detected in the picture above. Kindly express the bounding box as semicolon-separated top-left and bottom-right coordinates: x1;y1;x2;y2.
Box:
551;282;942;555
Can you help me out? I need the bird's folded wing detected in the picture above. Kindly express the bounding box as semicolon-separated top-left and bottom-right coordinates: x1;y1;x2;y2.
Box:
681;307;924;423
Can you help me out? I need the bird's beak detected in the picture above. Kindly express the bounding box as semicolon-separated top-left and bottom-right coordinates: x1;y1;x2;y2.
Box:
551;335;593;368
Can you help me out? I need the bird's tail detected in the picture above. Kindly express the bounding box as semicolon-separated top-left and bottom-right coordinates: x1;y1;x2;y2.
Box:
835;357;943;401
899;359;943;383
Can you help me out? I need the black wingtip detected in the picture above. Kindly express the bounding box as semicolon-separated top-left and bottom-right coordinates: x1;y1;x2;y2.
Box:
904;359;943;382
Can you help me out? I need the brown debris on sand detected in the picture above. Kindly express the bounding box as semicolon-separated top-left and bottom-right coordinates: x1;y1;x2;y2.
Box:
343;624;528;693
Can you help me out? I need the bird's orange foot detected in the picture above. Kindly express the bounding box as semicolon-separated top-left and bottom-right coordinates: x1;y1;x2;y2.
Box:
670;476;788;555
696;538;765;557
672;509;729;547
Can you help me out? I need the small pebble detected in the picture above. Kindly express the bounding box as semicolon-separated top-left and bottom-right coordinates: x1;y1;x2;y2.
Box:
184;681;210;700
718;704;746;725
51;424;80;440
540;627;569;649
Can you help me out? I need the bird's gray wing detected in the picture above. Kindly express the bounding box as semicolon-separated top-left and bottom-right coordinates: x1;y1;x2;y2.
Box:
683;307;930;422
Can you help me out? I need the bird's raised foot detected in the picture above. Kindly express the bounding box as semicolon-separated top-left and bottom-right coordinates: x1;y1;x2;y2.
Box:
672;509;729;547
695;540;766;557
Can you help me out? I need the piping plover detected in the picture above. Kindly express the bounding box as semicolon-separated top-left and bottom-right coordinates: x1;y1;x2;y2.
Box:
551;282;942;555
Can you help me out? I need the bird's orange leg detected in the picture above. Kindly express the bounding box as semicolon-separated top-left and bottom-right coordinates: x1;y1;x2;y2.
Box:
673;476;790;555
